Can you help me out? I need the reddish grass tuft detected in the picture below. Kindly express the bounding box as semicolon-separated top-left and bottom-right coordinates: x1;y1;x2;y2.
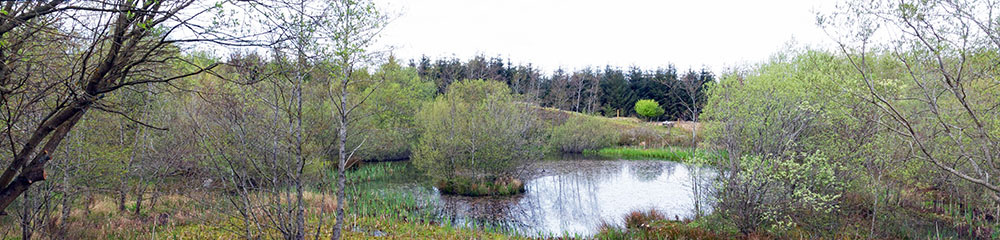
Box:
624;209;666;229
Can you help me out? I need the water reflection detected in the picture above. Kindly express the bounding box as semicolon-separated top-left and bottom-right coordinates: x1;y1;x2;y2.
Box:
429;158;714;237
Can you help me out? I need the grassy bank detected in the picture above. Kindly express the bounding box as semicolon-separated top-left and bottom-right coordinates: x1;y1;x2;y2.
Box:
585;146;724;163
537;107;696;150
586;147;693;162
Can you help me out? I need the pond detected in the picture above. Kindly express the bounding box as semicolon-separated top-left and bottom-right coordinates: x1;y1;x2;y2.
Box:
362;156;714;237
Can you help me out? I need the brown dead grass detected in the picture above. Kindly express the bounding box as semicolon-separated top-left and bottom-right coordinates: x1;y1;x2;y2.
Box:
303;191;338;214
673;121;702;133
36;191;340;239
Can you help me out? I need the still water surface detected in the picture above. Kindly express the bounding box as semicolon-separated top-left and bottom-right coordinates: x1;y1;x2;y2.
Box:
410;157;713;237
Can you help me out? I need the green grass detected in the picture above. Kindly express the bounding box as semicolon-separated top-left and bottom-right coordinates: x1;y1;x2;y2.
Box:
345;162;528;236
585;146;724;163
345;162;438;222
587;147;692;162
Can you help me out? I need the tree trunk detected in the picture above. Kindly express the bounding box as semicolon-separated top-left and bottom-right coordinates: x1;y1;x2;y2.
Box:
58;170;72;237
20;191;32;240
870;173;881;238
0;109;85;212
84;192;93;217
333;89;348;240
118;190;127;213
150;189;160;216
134;186;144;216
294;42;307;240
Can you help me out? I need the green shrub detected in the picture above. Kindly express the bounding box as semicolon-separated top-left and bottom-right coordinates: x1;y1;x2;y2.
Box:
716;153;843;235
350;60;436;161
634;99;664;120
549;115;621;153
412;79;544;195
434;176;525;196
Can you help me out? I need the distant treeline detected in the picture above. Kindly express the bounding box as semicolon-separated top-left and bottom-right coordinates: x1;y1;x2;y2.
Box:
408;55;714;121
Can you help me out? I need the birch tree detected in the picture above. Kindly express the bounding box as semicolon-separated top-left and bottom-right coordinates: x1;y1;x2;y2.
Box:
822;0;1000;202
0;0;262;213
324;0;388;239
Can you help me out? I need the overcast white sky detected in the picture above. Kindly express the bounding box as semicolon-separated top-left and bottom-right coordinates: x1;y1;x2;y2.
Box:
374;0;836;74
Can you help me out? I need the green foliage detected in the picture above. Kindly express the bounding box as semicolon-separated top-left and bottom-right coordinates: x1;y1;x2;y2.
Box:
701;49;857;159
701;44;1000;238
351;59;436;161
701;49;880;236
633;99;664;119
717;153;844;235
548;115;621;153
817;0;1000;210
415;56;714;119
599;67;636;117
412;79;544;193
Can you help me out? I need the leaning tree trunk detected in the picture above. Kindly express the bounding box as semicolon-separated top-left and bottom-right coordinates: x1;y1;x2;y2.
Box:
0;107;87;212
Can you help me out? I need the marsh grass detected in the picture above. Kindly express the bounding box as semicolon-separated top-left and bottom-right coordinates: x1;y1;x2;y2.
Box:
625;209;666;229
594;209;729;240
0;162;521;239
588;147;691;162
585;146;725;164
434;177;525;196
345;162;529;237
